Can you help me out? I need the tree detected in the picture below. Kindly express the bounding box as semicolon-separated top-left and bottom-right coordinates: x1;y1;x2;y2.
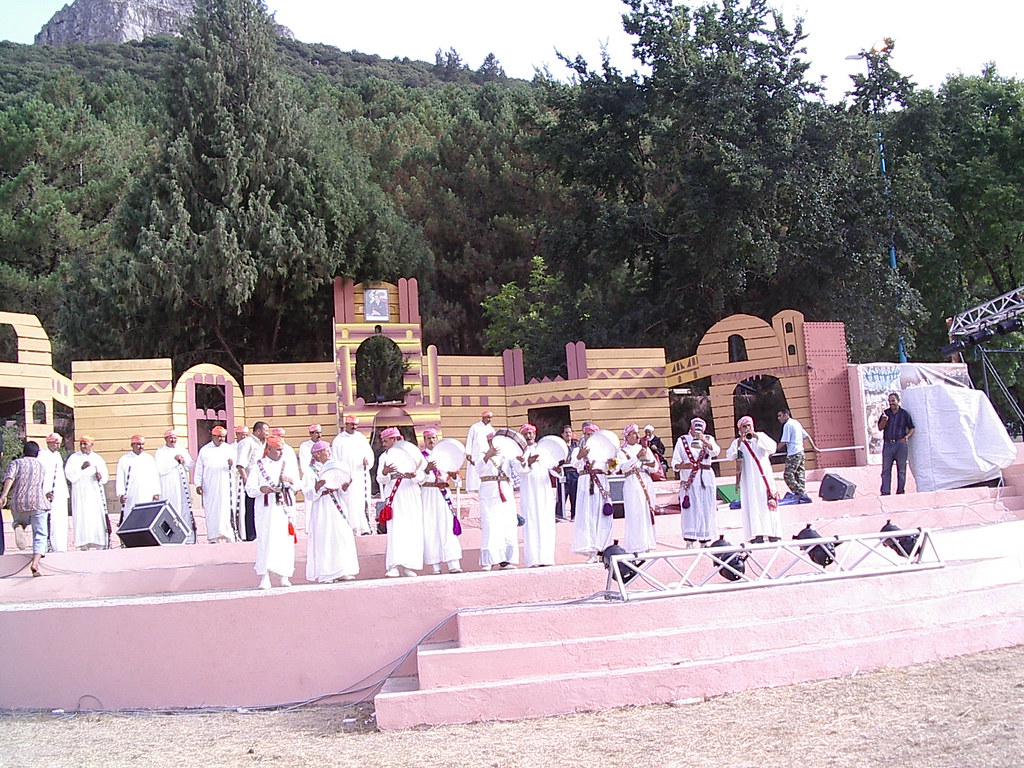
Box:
103;0;426;375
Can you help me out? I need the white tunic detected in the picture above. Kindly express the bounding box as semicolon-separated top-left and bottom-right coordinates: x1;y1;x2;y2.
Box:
234;436;265;539
514;446;556;567
65;450;110;549
194;441;236;542
672;433;721;542
155;444;195;541
303;460;360;582
376;444;426;571
38;447;70;552
464;420;492;492
477;455;519;566
726;432;781;541
246;456;296;577
617;443;658;553
115;450;160;520
332;430;375;534
571;447;614;556
420;449;463;568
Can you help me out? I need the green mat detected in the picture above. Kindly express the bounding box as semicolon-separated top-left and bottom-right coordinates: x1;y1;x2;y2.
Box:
716;483;739;504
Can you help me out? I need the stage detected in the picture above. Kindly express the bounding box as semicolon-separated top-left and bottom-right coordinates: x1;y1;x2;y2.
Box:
2;455;1023;729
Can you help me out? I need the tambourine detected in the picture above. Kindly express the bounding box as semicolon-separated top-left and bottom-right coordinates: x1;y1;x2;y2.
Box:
535;435;569;470
432;438;466;474
319;463;351;491
490;428;526;460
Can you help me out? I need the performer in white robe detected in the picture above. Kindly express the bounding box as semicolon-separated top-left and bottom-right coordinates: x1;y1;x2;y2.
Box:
271;427;301;528
235;422;268;541
419;428;463;574
477;432;520;569
571;423;615;563
725;415;782;543
155;429;195;543
671;417;721;546
39;433;70;552
115;435;161;527
464;410;494;493
617;424;658;554
376;428;426;576
298;424;322;483
514;424;556;567
246;436;296;588
194;426;236;542
303;441;360;583
332;415;375;535
65;435;110;549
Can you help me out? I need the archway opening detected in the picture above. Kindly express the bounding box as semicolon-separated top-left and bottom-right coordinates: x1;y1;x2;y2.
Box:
733;375;789;463
355;334;409;404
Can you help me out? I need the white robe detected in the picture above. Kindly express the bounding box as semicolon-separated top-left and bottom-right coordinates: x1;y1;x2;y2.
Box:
514;446;556;567
65;450;110;549
303;460;360;582
464;420;492;492
726;432;781;541
376;444;426;571
571;446;614;556
332;431;375;534
298;439;315;481
477;455;519;566
156;444;195;542
115;451;160;522
246;456;296;578
234;436;265;540
617;443;658;553
420;449;462;568
38;447;70;552
194;441;236;542
672;434;721;542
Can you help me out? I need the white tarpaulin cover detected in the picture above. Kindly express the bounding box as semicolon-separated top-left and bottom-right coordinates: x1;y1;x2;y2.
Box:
902;384;1016;492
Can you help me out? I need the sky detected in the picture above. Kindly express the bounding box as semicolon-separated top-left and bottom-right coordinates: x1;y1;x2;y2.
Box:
1;0;1022;102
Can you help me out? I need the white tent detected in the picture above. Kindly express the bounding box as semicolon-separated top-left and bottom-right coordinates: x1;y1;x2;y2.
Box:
902;384;1016;492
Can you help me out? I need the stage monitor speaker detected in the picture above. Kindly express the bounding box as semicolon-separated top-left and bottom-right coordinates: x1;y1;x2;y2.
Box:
819;473;857;501
117;500;189;546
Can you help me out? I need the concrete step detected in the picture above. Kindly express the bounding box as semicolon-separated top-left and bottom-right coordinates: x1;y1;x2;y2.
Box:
374;611;1024;729
452;555;1022;647
415;578;1024;689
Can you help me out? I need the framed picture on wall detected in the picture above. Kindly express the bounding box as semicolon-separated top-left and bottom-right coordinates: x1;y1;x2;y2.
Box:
364;288;390;322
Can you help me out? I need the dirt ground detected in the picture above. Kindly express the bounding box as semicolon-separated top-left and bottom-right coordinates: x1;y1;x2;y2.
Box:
2;644;1022;768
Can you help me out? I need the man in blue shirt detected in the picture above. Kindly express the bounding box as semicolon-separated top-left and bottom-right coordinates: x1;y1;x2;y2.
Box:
878;392;916;495
777;408;819;501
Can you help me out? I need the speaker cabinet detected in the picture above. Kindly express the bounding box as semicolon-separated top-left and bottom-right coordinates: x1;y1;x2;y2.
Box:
117;500;189;546
819;473;857;501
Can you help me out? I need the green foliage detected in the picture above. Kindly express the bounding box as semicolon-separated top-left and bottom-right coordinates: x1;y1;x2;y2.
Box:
355;335;410;403
482;256;575;379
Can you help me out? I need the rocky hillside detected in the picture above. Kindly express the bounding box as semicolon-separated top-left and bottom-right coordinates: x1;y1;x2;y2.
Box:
35;0;292;46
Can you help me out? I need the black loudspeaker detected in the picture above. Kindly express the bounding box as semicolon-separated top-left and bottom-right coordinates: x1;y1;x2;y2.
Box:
117;500;189;546
819;473;857;501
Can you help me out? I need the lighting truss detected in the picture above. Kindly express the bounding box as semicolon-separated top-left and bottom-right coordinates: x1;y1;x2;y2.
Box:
603;528;941;602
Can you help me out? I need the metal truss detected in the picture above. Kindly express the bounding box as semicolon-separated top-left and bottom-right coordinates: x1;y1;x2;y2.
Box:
603;528;942;602
948;285;1024;338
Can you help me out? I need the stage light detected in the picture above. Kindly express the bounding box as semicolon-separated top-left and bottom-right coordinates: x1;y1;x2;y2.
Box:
599;540;644;584
793;524;837;567
709;535;748;581
995;317;1023;335
967;327;997;346
880;519;919;558
940;338;968;357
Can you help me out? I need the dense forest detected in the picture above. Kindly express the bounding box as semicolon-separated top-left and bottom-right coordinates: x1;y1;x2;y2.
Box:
2;0;1023;414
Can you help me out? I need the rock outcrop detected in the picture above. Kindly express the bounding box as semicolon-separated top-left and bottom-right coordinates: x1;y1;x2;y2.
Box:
35;0;293;46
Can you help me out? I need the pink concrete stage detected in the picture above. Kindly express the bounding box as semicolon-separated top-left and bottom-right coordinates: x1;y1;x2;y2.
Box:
2;454;1024;728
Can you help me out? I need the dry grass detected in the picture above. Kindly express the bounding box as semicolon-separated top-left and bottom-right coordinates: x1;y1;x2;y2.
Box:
2;645;1023;768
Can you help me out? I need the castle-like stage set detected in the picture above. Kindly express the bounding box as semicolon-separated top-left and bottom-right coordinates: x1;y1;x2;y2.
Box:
1;279;1023;729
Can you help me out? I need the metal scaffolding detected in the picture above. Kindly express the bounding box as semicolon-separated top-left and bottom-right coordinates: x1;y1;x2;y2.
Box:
603;528;942;602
